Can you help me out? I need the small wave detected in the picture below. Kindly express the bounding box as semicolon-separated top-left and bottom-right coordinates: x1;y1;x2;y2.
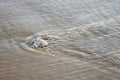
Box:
20;19;120;61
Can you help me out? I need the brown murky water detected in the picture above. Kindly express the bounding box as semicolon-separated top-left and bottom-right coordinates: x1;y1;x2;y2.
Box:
0;0;120;80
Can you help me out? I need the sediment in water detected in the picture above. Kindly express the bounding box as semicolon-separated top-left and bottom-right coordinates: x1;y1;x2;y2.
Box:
20;19;120;64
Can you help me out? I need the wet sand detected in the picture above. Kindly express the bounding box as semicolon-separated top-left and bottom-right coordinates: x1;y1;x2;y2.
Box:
0;0;120;80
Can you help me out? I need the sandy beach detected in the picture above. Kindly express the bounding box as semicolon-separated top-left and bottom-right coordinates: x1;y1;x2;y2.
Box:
0;0;120;80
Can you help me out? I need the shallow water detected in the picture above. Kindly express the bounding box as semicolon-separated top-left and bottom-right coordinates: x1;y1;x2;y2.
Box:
0;0;120;80
20;19;120;63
